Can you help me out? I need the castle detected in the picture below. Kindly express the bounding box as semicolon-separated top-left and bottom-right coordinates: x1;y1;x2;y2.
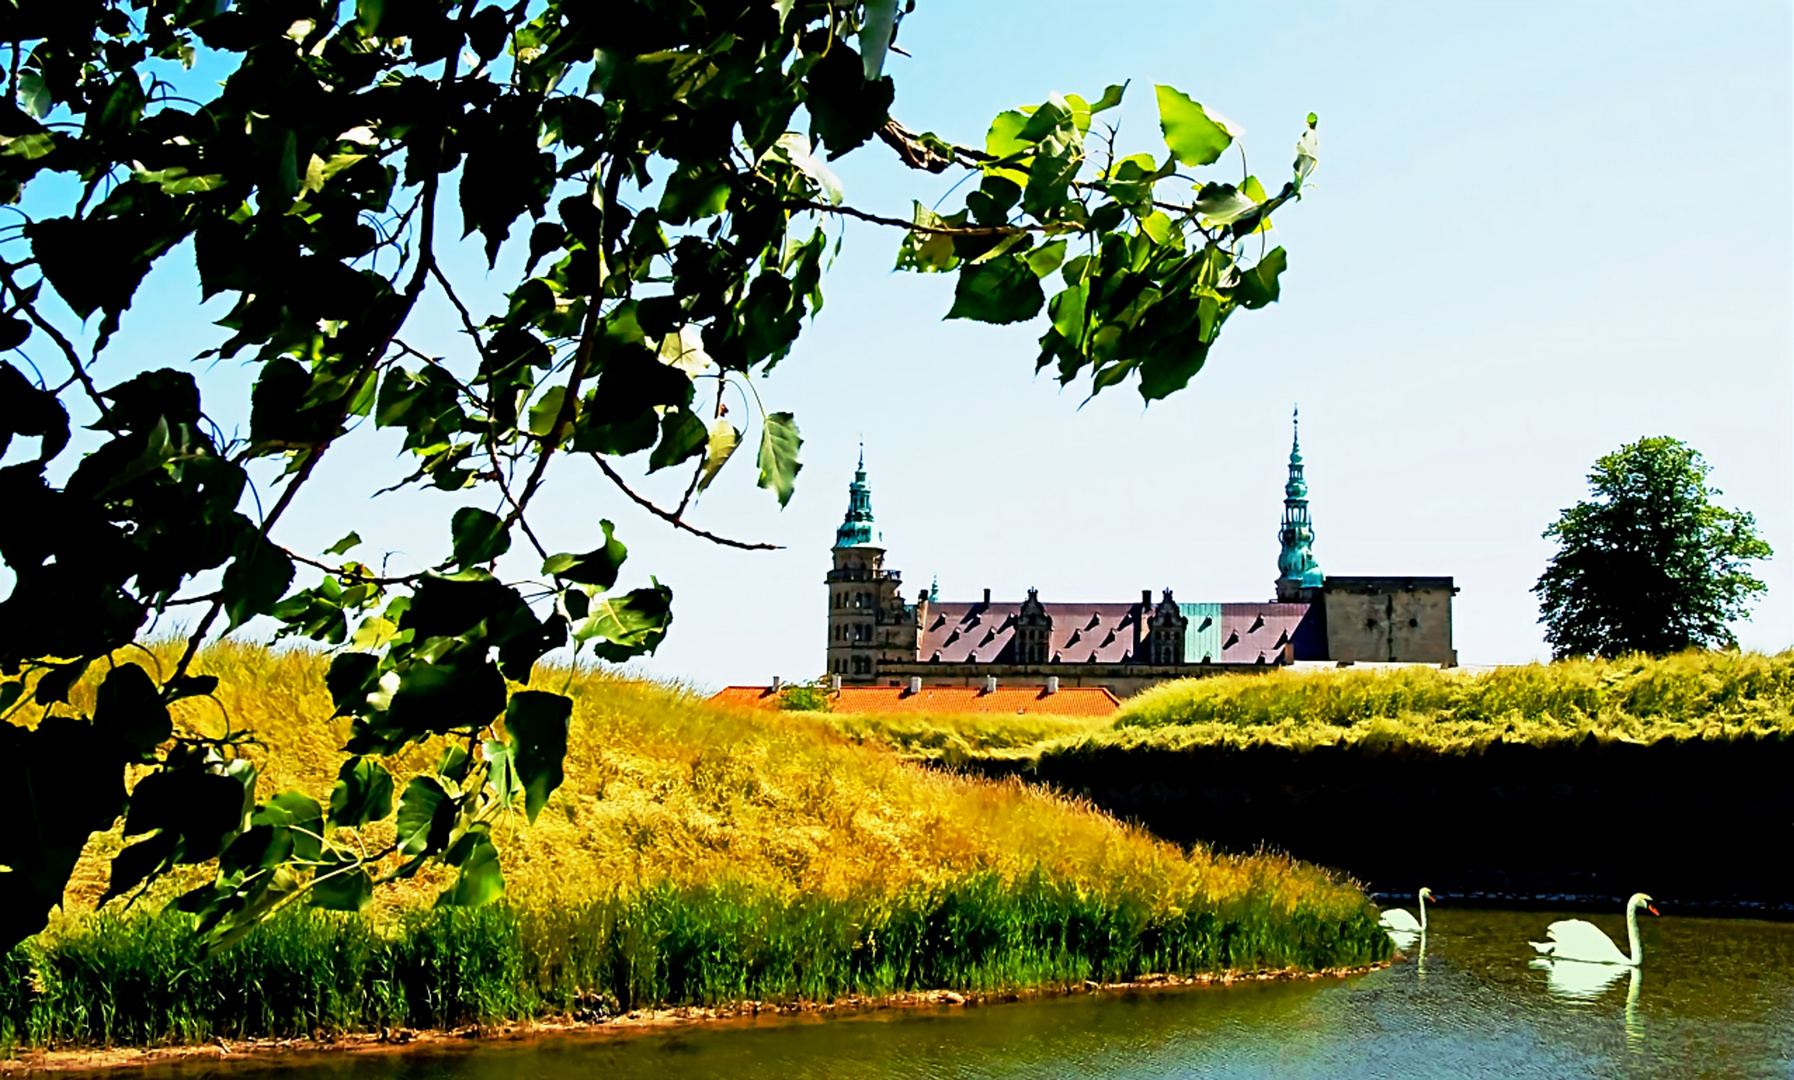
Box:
824;413;1457;697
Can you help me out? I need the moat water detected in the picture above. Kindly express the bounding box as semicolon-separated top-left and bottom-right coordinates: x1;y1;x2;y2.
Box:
128;909;1794;1079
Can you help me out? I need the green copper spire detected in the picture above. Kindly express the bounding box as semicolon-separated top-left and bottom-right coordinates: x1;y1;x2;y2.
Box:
834;445;882;548
1276;407;1323;596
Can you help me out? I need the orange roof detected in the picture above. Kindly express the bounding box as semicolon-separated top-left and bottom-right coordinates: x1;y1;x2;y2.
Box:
708;685;1119;716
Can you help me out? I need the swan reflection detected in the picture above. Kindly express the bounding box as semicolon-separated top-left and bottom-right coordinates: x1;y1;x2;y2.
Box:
1530;955;1631;1000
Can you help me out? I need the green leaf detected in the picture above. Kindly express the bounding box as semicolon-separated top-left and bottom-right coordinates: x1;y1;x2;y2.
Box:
394;776;455;857
17;71;50;119
756;411;803;508
542;519;627;588
1156;85;1233;168
946;257;1045;325
1194;182;1257;226
221;535;295;633
1138;210;1174;245
483;739;523;808
1047;282;1087;344
98;833;180;907
324;532;362;556
328;757;394;828
93;663;172;757
573;584;674;661
1294;114;1319;187
450;507;510;566
310;858;373;912
257;791;323;861
1232;247;1289;309
1024;240;1068;278
895;203;962;273
773;133;844;206
436;828;504;907
696;421;740;495
648;408;708;473
526;385;569;438
1089;83;1128;114
505;690;571;823
859;0;899;80
34;658;89;706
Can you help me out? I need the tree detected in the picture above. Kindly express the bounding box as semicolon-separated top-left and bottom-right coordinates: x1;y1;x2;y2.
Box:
1534;437;1772;659
0;0;1319;949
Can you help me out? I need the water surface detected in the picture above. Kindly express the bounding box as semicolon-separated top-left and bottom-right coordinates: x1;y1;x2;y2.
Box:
148;909;1794;1080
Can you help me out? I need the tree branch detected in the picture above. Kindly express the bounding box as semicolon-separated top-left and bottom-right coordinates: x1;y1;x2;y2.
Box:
0;261;111;423
784;200;1036;236
591;454;781;551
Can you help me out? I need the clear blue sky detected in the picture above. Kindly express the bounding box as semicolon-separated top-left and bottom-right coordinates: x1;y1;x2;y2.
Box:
25;1;1794;687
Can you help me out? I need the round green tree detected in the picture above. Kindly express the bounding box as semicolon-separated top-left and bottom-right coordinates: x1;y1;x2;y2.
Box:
1534;437;1772;659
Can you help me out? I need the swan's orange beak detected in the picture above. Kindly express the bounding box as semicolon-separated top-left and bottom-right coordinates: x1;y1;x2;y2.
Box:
1647;905;1659;916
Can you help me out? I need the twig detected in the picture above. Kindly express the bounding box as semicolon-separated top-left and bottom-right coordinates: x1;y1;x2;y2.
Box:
591;455;781;551
0;261;111;422
284;548;422;586
783;200;1035;236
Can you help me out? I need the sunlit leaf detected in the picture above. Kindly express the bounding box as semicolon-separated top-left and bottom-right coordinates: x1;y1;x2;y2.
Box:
1156;85;1232;168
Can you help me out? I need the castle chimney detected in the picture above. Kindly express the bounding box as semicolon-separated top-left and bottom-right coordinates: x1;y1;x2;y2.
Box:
830;675;842;691
908;676;922;695
983;588;991;604
771;675;783;693
983;675;997;694
1142;589;1151;606
1046;676;1059;695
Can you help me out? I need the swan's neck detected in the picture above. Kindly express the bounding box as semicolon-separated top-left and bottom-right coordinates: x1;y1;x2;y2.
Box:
1626;902;1643;966
1418;891;1427;932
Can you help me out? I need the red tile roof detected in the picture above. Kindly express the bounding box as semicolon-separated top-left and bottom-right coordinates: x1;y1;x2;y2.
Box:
708;685;1119;716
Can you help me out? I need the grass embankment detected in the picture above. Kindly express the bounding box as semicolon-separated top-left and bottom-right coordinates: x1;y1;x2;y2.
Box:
834;651;1794;766
9;644;1385;1052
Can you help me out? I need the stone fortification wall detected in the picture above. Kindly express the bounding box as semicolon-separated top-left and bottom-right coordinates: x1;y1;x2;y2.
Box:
1320;577;1456;664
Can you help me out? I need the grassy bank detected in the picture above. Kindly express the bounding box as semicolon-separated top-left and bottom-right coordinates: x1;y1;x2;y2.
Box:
17;644;1385;1050
834;651;1794;765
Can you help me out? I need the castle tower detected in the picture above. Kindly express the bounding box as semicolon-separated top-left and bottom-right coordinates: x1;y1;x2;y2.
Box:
825;450;911;682
1275;408;1325;602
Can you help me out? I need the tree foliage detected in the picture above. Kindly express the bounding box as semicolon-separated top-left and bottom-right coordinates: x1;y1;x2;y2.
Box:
0;0;1318;949
1534;437;1772;659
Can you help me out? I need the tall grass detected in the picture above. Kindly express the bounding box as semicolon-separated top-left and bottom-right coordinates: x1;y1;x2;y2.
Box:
832;652;1794;766
1;874;1386;1050
16;643;1384;1050
1111;651;1794;752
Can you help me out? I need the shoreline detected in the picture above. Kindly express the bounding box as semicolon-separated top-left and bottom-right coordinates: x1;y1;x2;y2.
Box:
1;962;1389;1075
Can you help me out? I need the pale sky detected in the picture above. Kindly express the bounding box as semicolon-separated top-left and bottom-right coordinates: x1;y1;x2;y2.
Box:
16;2;1793;689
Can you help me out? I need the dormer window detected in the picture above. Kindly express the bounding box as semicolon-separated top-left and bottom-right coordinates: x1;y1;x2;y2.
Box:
1013;588;1053;665
1149;589;1188;665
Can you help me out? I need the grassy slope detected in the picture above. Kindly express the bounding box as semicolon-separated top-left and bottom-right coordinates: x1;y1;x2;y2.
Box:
837;651;1794;764
11;644;1384;1049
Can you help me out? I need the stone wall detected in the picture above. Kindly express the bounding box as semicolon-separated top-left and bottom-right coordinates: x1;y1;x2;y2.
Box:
1320;577;1456;664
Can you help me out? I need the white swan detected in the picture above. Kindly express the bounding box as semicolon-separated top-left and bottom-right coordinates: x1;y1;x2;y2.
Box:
1379;887;1435;935
1529;893;1658;967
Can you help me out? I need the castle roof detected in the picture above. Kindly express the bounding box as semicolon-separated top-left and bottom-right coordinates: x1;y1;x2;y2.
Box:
709;685;1120;717
917;600;1313;665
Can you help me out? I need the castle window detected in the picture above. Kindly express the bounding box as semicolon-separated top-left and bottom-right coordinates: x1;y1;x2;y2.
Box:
1148;590;1188;665
851;655;871;675
1013;588;1053;665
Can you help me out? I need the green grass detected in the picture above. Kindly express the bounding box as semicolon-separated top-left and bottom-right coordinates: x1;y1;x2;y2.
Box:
1;874;1387;1051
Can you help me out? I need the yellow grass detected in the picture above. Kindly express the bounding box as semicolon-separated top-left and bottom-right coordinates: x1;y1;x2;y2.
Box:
829;651;1794;764
57;643;1369;925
